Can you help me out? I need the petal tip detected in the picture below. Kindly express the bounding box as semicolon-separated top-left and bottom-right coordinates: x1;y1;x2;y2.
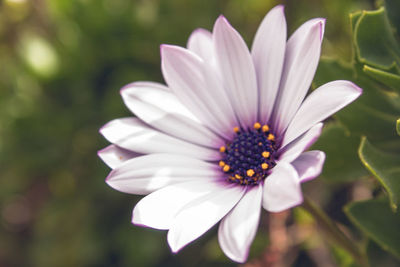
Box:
167;233;182;254
160;44;177;57
318;18;326;41
159;44;166;56
191;28;210;36
97;147;108;157
215;15;232;30
119;82;135;96
274;4;285;13
99;122;110;136
131;209;142;226
349;81;363;95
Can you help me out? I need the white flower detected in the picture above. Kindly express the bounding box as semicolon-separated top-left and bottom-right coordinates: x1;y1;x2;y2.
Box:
98;5;361;263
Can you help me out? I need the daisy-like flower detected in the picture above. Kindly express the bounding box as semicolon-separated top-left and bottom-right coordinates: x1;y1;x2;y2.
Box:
98;5;361;263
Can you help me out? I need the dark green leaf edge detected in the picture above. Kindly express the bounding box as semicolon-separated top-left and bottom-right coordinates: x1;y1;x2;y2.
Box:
353;7;400;70
358;137;400;211
344;198;400;260
397;119;400;136
363;65;400;92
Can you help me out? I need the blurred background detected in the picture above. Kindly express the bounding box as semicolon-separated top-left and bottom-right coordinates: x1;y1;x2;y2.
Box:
0;0;388;266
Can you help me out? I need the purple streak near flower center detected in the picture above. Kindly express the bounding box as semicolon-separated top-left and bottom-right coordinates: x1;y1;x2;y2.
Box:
219;122;278;186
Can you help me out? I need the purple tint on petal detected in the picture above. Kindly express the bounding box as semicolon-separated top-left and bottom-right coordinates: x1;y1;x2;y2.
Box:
292;150;326;183
278;123;323;163
271;18;325;135
98;144;140;169
282;80;362;147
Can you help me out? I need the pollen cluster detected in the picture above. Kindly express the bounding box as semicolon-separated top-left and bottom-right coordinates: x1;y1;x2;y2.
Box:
219;122;277;186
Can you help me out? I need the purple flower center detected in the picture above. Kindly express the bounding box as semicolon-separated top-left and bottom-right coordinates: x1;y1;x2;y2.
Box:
219;123;278;186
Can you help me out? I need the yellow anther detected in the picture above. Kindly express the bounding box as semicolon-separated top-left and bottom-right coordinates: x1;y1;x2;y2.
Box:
235;174;242;179
262;151;270;158
246;169;255;177
261;163;269;170
253;122;261;130
233;127;240;133
267;133;275;141
219;161;226;167
262;125;270;132
219;146;226;153
223;165;230;172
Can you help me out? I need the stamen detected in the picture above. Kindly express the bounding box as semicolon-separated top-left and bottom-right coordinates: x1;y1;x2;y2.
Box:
219;122;278;186
223;165;230;172
262;151;270;158
246;169;255;177
261;163;269;170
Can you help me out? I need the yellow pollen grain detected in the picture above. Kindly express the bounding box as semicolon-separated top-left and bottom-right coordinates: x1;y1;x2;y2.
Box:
223;165;230;172
267;133;275;141
233;127;240;133
262;125;270;132
262;151;270;158
219;146;226;153
253;122;261;129
235;174;242;179
261;163;269;170
219;161;225;167
246;169;255;177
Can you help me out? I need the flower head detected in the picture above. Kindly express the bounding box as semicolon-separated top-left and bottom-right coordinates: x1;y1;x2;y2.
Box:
99;5;361;263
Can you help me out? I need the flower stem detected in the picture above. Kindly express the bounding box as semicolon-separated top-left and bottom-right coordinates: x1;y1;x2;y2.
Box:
302;196;368;266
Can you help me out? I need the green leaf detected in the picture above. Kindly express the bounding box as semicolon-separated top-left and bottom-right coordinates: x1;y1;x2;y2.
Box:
366;240;400;267
311;123;368;182
314;59;400;151
313;57;354;87
353;7;400;70
385;0;400;36
358;137;400;211
397;119;400;136
345;198;400;259
350;11;362;33
363;65;400;92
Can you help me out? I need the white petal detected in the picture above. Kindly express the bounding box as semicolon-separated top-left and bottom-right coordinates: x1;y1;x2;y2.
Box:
168;184;245;252
263;162;303;212
98;145;139;169
251;5;287;124
187;28;214;62
161;44;238;139
282;80;362;147
106;154;220;195
100;118;220;160
278;123;323;163
213;16;258;128
272;18;325;134
292;151;326;183
121;82;222;148
218;185;262;263
132;179;224;230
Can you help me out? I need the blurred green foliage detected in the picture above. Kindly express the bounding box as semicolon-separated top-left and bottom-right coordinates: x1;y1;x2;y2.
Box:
313;2;400;263
1;0;398;266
